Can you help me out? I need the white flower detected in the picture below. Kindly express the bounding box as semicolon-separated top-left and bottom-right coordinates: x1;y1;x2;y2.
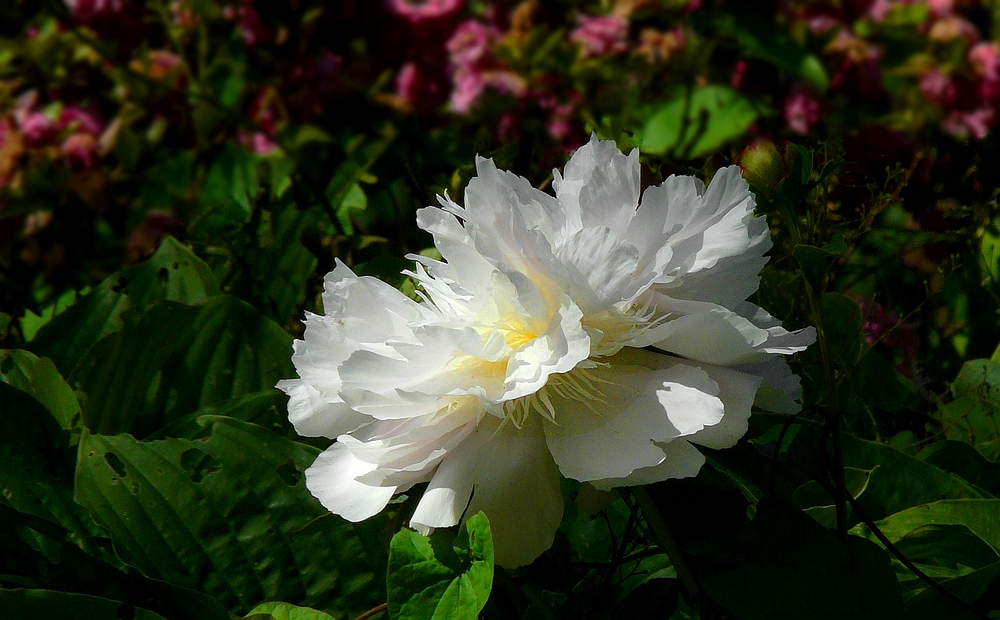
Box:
279;136;816;568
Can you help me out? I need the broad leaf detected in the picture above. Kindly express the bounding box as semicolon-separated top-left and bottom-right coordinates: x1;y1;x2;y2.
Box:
69;297;292;437
0;349;80;430
640;86;757;158
29;237;220;376
243;601;337;620
0;590;167;620
932;359;1000;460
74;417;381;616
387;512;494;620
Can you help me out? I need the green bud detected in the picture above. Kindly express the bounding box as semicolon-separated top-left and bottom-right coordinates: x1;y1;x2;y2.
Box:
739;140;786;198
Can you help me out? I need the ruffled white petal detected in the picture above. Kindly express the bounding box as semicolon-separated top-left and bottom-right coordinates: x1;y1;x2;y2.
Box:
542;351;725;482
411;416;563;569
305;442;397;522
589;438;707;491
277;378;365;438
554;134;640;237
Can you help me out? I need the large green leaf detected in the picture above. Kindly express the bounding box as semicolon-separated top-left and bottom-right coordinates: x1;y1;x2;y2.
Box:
919;440;1000;497
74;417;380;616
0;348;80;430
697;500;902;620
639;86;757;158
69;296;292;437
0;384;101;550
0;590;167;620
148;390;292;440
932;359;1000;460
29;237;220;376
243;601;337;620
852;501;1000;617
387;512;494;620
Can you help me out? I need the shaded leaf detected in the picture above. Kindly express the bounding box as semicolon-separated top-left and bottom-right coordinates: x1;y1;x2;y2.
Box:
0;589;168;620
0;349;80;430
69;297;292;437
74;417;381;616
933;359;1000;460
29;237;220;376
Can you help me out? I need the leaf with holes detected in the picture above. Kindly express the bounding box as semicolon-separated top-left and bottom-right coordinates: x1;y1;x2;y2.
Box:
69;296;292;437
73;416;381;617
387;512;493;620
29;237;220;376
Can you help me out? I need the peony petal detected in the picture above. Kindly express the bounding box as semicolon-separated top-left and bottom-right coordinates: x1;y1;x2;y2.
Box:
737;357;804;414
411;416;563;569
277;378;366;438
685;365;762;449
305;442;397;522
554;226;643;312
554;134;640;236
589;438;706;491
543;352;724;482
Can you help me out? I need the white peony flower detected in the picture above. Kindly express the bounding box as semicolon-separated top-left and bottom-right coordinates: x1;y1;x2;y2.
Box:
279;136;816;568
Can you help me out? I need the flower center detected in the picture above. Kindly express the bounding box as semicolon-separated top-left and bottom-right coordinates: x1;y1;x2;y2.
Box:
499;367;611;429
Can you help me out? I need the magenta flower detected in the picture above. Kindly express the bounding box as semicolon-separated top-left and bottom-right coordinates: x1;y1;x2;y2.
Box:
570;14;628;59
919;69;956;106
970;42;1000;100
783;86;822;135
65;0;125;23
386;0;462;24
447;20;496;67
941;108;994;140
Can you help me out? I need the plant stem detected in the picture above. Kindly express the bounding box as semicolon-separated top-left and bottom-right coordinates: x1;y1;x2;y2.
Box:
633;486;710;618
352;603;387;620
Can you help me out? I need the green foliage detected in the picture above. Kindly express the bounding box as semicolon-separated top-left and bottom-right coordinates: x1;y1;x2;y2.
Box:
639;86;758;159
387;512;494;620
933;360;1000;461
244;601;338;620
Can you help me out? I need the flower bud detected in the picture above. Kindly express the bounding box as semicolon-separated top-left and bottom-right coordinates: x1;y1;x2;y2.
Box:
739;140;785;198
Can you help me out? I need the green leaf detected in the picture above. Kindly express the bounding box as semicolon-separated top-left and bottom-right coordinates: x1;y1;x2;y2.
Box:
243;601;337;620
325;127;398;213
791;466;878;528
714;10;829;90
639;86;757;158
29;237;220;377
74;417;381;616
918;440;1000;497
0;590;168;620
148;390;292;440
0;349;81;431
932;359;1000;460
202;142;259;206
697;500;902;620
852;502;1000;618
387;512;494;620
69;297;292;437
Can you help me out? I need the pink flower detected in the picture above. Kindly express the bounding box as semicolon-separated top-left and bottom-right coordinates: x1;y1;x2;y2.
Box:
61;133;99;169
396;62;445;112
970;42;1000;100
730;59;749;89
223;0;271;47
941;108;995;140
919;69;956;106
65;0;125;23
450;67;486;113
58;105;105;137
386;0;462;24
570;14;628;59
238;131;277;154
447;20;496;66
783;86;822;135
57;105;106;170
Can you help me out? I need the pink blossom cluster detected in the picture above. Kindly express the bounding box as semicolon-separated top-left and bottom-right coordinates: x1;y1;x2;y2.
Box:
237;89;280;155
855;296;919;373
570;14;628;59
446;20;523;113
223;0;271;47
65;0;125;24
10;91;106;171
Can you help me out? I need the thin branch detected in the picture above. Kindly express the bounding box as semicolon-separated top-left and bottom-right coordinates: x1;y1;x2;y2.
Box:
352;603;387;620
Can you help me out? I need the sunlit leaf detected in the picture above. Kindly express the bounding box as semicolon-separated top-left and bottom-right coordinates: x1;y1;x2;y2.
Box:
387;512;494;620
